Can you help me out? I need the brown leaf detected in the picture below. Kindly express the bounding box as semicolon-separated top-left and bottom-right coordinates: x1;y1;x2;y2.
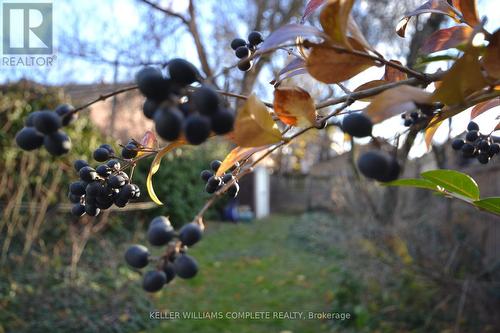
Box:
470;98;500;119
396;0;461;38
273;86;317;126
230;94;282;147
320;0;354;48
432;47;487;105
302;0;327;22
384;61;408;82
451;0;480;26
483;29;500;80
396;17;411;38
365;85;432;123
216;145;273;177
306;41;375;84
420;25;473;54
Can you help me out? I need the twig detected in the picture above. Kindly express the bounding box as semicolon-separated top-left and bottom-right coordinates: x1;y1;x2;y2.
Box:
66;85;138;119
138;0;189;25
316;72;443;110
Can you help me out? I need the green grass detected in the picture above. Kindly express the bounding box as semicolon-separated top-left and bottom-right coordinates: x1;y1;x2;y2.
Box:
146;215;347;333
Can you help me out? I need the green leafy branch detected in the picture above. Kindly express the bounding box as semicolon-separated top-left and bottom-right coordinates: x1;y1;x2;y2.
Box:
385;169;500;216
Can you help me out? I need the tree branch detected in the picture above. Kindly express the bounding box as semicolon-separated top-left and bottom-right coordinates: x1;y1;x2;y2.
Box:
138;0;189;25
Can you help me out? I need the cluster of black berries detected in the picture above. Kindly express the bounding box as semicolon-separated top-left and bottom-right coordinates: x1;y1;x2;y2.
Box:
124;216;203;292
200;160;240;197
230;31;264;72
137;59;235;146
357;150;400;182
15;104;75;156
69;144;140;217
452;121;500;164
401;111;428;127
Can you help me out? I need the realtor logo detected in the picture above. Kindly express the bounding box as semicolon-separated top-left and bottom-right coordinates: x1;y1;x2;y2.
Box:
2;2;53;54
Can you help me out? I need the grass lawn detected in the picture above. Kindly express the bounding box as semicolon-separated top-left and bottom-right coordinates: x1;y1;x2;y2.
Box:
146;214;349;333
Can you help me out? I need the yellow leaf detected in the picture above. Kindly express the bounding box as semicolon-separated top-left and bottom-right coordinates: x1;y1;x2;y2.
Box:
432;47;487;105
273;86;317;126
306;41;374;84
483;29;500;80
230;94;282;147
216;145;273;177
425;117;444;149
365;85;432;123
319;0;354;48
146;140;185;205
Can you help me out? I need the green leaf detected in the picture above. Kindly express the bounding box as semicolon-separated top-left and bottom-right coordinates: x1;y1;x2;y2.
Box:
384;178;438;191
473;197;500;216
146;141;185;205
421;169;480;200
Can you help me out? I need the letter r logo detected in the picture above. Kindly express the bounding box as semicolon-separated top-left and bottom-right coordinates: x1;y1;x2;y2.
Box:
2;2;53;54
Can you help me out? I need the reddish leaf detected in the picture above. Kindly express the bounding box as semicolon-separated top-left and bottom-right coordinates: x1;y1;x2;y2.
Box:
451;0;480;26
483;29;500;80
258;24;324;53
397;0;461;38
302;0;327;22
384;60;408;82
273;86;317;126
470;98;500;120
420;25;473;54
365;85;432;123
216;145;273;177
140;130;156;149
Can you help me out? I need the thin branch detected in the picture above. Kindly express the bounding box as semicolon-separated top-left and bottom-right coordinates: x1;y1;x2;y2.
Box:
138;0;189;25
316;72;444;110
66;85;139;119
